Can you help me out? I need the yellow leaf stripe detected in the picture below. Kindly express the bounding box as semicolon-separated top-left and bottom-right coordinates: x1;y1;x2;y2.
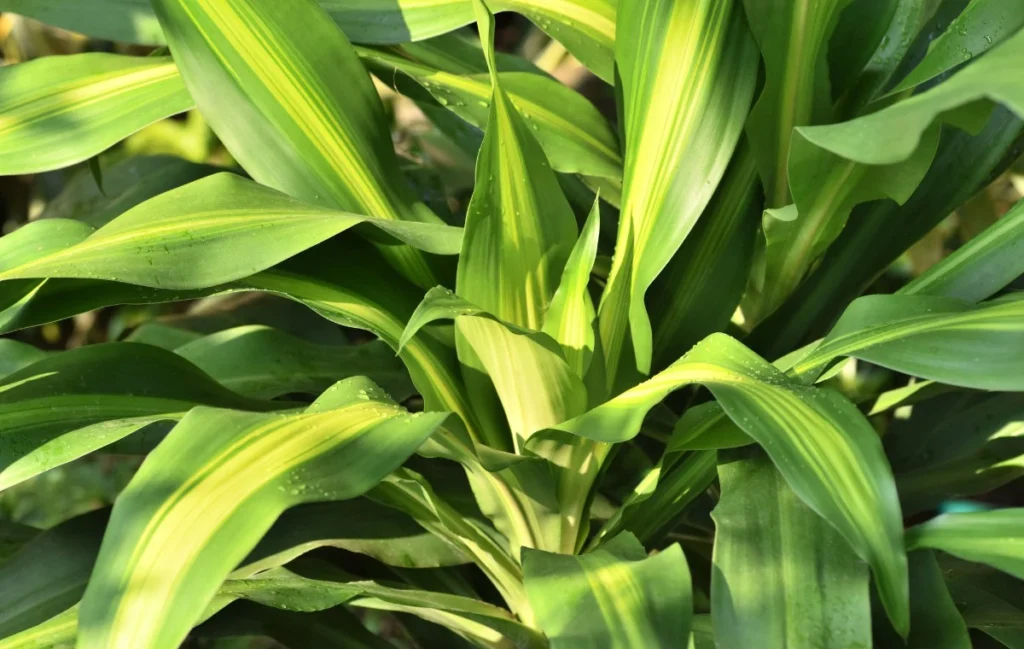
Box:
97;404;396;648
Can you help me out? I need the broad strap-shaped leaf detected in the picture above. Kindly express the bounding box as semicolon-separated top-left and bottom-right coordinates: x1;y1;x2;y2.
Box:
175;325;414;400
906;509;1024;580
151;0;447;287
942;557;1024;649
0;342;275;491
599;0;757;380
523;532;692;649
888;0;1024;95
0;53;192;175
793;293;1024;390
76;379;447;649
901;195;1024;301
711;452;871;649
0;174;461;290
220;565;545;649
359;46;622;180
742;0;851;206
199;603;400;649
542;199;601;378
456;0;578;330
553;333;909;633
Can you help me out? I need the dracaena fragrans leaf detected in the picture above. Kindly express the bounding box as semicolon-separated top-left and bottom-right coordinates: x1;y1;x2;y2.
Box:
599;0;757;382
0;54;192;175
76;379;447;649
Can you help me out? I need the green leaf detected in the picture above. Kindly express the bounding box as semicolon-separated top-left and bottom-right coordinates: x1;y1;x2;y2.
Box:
906;509;1024;580
750;107;1024;356
888;0;1024;95
0;606;78;649
711;451;871;649
798;28;1024;167
0;54;192;175
554;333;909;633
457;0;578;331
0;0;167;44
0;174;461;290
77;379;447;649
0;342;274;491
942;557;1024;649
742;0;852;206
523;532;692;649
0;340;46;379
542;198;601;378
39;155;225;229
793;293;1024;390
175;325;413;401
151;0;448;287
359;46;622;180
0;509;107;639
200;603;400;649
901;196;1024;301
599;0;757;380
874;550;971;649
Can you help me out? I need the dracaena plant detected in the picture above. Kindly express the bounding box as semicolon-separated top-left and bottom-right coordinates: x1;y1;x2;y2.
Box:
1;0;1024;647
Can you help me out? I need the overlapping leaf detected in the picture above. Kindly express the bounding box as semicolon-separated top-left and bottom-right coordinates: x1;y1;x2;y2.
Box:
906;509;1024;580
76;378;447;649
599;0;757;380
711;452;871;649
523;532;692;649
0;54;192;175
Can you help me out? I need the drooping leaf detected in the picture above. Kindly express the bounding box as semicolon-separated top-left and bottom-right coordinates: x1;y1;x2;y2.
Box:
76;379;447;649
942;557;1024;649
0;54;192;175
906;509;1024;580
151;0;449;287
0;342;275;491
792;293;1024;390
359;46;622;180
175;325;413;400
523;532;692;649
553;333;909;633
0;174;461;290
711;451;871;649
599;0;757;380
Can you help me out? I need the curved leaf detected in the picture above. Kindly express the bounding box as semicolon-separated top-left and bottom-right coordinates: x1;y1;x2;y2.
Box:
553;333;909;633
0;174;462;290
360;46;621;180
0;54;192;175
599;0;757;380
0;342;274;491
523;532;692;649
0;340;46;379
152;0;447;287
793;293;1024;390
77;379;447;649
907;509;1024;580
